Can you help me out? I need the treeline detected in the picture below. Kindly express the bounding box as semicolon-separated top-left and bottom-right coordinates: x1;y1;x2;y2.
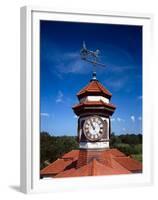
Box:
110;133;142;162
110;133;142;145
40;132;78;169
40;132;142;169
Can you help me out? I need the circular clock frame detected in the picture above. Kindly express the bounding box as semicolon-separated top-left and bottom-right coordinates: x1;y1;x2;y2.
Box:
83;115;107;141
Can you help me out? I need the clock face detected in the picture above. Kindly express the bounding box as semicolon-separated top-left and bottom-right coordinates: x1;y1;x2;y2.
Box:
83;116;106;141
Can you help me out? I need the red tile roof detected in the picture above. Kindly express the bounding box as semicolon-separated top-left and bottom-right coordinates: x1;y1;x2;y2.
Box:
106;148;126;157
55;159;131;178
72;100;116;116
40;158;75;176
40;148;142;178
54;168;77;178
72;100;116;110
62;150;79;159
114;157;142;172
77;80;112;98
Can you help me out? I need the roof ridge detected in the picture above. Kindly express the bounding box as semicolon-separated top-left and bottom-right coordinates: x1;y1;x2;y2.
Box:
90;158;107;175
96;81;112;95
91;159;97;175
95;81;104;92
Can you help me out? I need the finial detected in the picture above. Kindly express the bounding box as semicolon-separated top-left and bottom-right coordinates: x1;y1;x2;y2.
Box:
91;71;97;81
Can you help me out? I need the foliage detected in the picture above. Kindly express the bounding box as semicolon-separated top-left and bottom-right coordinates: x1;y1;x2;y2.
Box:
131;154;142;162
110;133;142;162
40;132;78;169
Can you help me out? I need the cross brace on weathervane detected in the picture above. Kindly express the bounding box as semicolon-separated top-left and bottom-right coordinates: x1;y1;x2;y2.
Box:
80;41;106;80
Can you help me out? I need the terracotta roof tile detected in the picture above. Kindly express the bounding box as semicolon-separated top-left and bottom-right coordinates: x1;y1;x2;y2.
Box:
77;80;112;98
114;157;142;171
40;159;74;175
54;168;77;178
106;148;126;157
62;150;79;159
55;158;131;178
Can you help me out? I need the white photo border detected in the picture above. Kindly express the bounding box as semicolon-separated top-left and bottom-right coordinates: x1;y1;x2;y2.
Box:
20;6;153;194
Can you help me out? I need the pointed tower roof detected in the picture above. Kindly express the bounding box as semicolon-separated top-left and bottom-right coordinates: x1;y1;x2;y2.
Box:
77;80;112;99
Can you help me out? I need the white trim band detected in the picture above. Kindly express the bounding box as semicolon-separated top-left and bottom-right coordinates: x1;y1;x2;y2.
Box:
79;141;109;149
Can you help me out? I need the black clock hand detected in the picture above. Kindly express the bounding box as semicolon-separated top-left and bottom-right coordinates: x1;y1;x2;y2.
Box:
90;119;95;130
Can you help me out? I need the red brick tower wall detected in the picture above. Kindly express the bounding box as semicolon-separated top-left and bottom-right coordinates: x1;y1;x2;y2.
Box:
77;149;108;168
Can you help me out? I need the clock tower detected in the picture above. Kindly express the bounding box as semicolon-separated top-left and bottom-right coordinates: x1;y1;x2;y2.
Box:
72;42;116;168
73;74;116;150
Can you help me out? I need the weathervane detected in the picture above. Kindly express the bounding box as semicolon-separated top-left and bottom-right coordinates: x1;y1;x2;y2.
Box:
80;41;106;80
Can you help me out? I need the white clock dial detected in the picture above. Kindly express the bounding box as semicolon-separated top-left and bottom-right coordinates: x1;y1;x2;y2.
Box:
83;116;106;141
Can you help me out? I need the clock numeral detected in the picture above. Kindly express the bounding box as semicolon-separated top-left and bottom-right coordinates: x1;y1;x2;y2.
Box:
93;118;96;122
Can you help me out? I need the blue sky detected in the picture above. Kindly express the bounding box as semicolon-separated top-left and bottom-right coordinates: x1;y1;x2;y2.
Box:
40;20;142;136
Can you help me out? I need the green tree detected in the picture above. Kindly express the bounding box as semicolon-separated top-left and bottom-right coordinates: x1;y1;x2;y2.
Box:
40;132;78;169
